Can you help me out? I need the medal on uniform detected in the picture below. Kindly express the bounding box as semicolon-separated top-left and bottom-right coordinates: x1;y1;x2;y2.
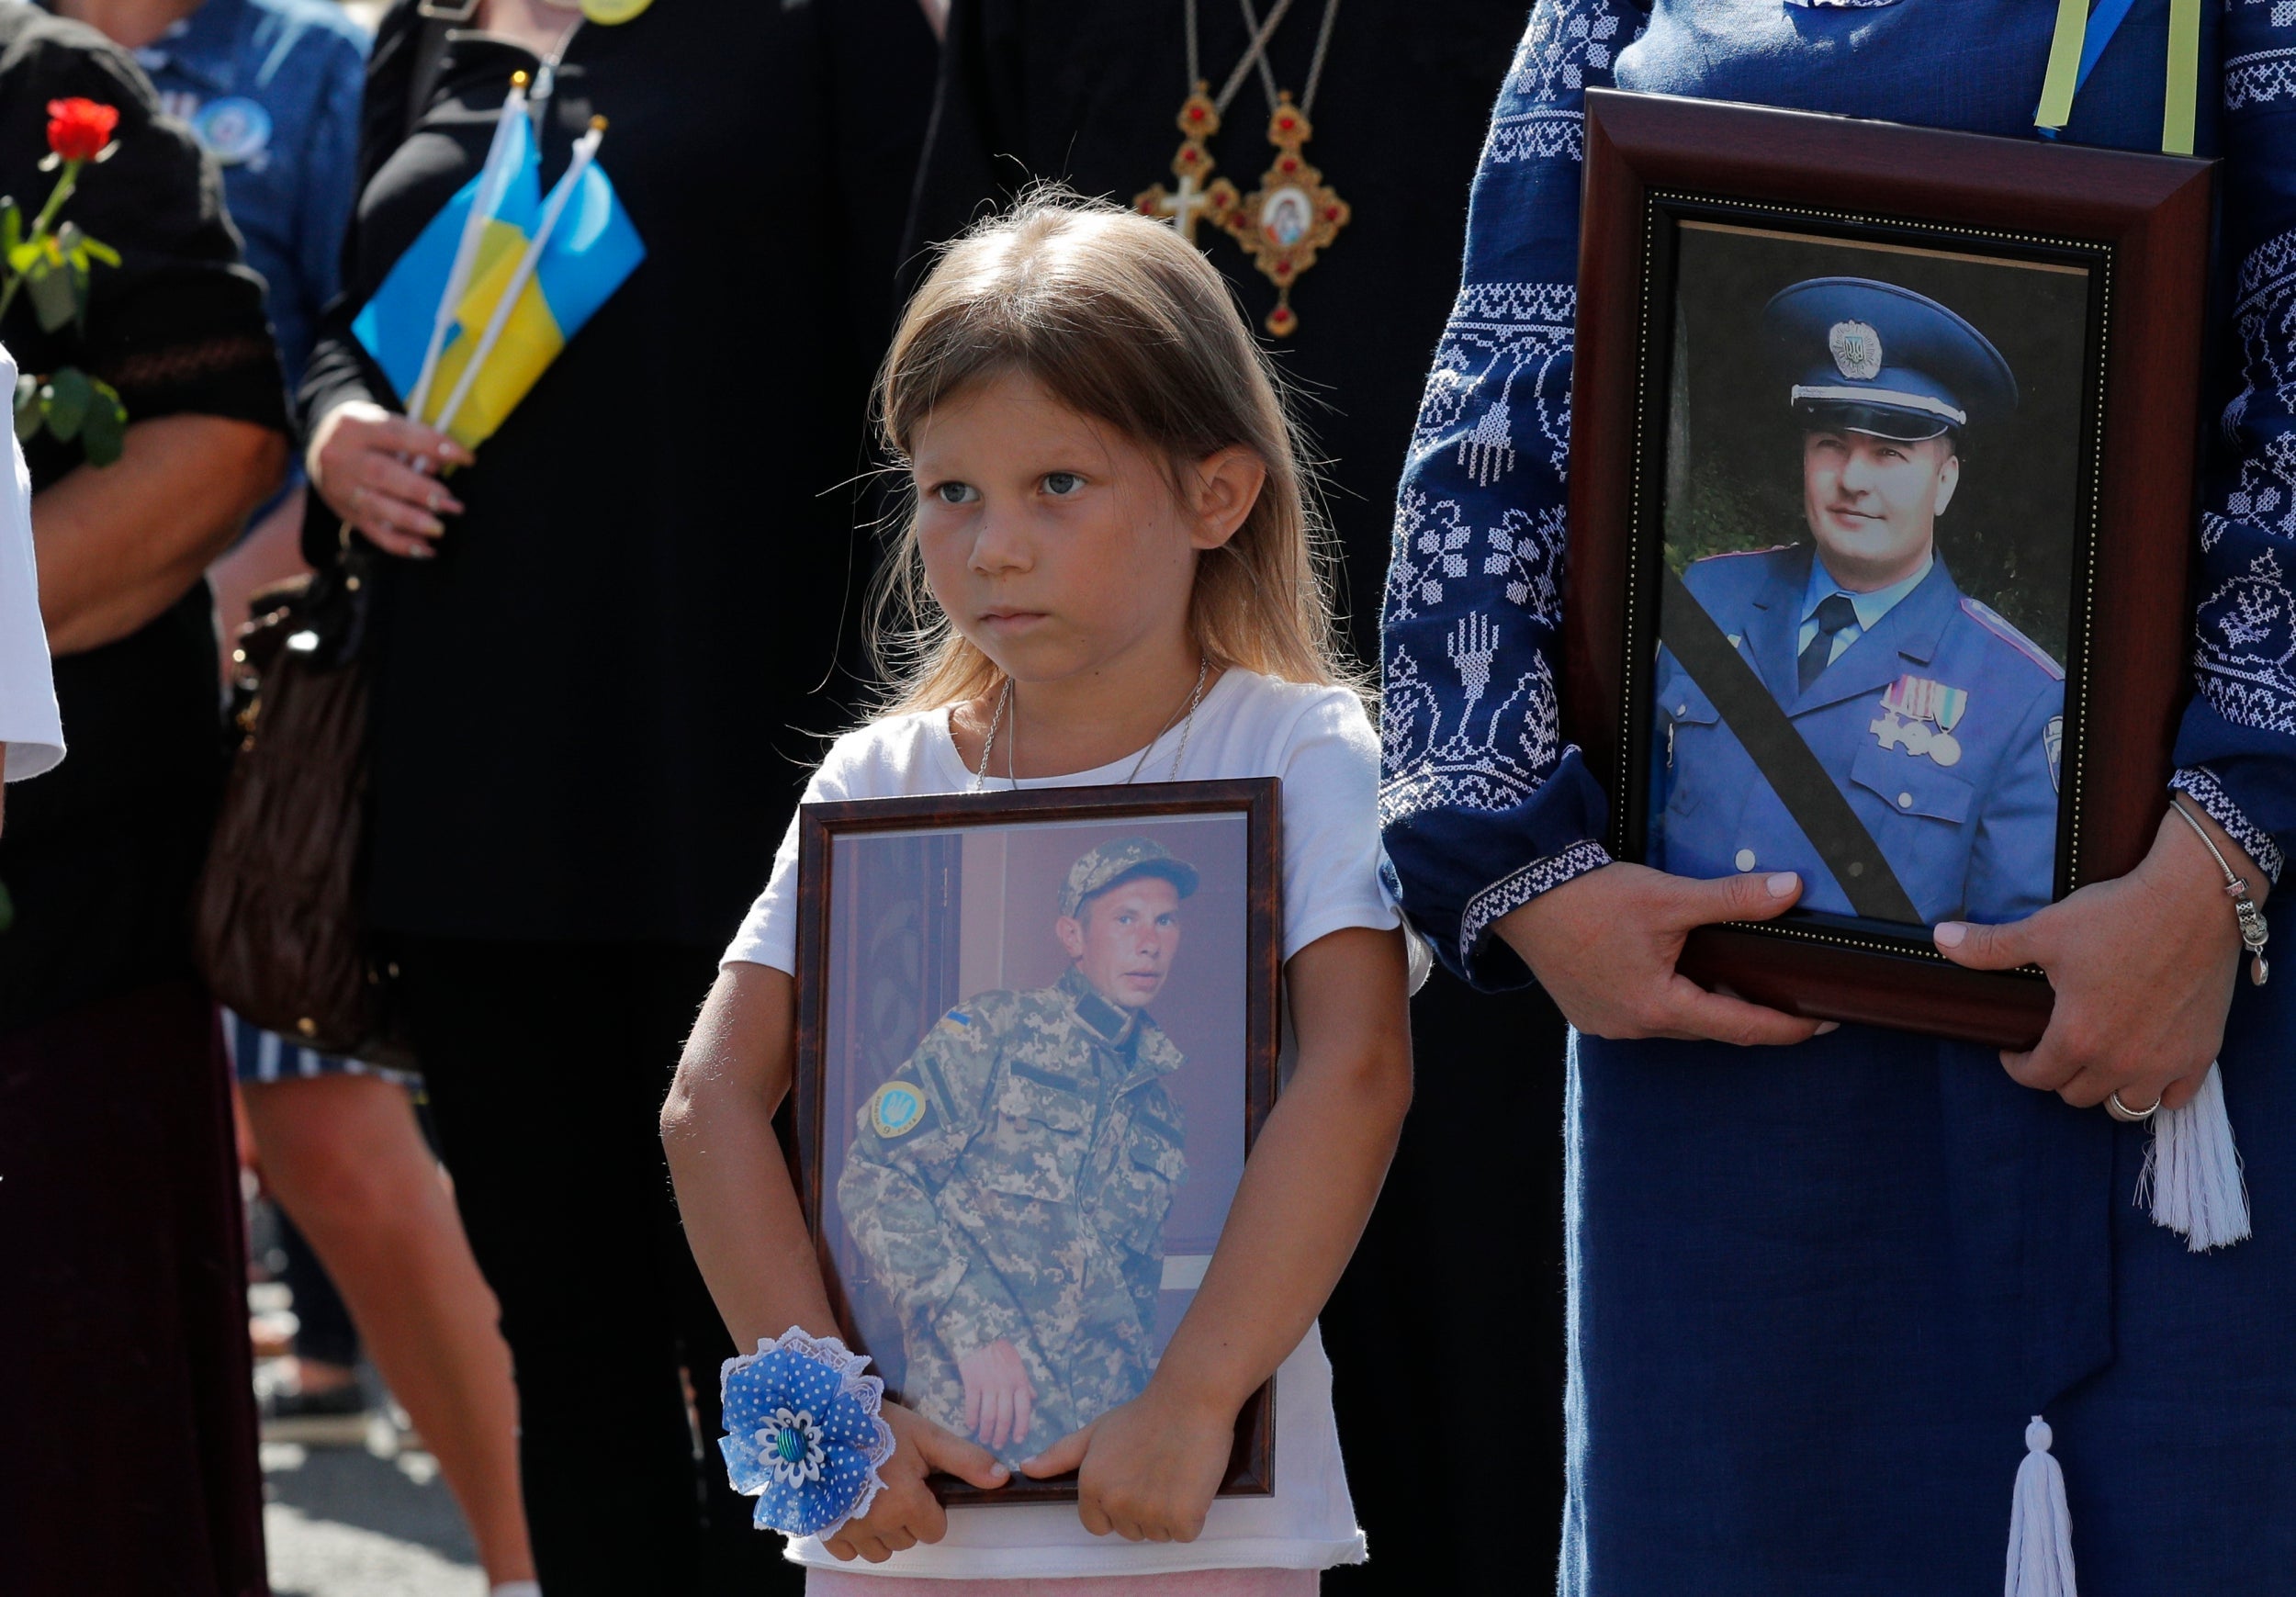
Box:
1872;674;1970;767
579;0;652;23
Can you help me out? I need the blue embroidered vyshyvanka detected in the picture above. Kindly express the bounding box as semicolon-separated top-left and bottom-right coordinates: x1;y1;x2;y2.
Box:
1379;3;2296;1591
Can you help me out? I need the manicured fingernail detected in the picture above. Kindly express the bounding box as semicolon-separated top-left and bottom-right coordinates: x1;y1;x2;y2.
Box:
1766;872;1797;897
1934;922;1966;949
1815;1021;1840;1034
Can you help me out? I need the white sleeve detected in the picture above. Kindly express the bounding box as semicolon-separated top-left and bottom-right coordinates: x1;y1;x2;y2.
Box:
720;743;857;974
1277;690;1403;962
0;350;62;783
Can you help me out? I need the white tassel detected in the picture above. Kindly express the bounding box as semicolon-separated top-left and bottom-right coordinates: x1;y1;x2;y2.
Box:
2004;1416;2077;1597
2135;1062;2251;1253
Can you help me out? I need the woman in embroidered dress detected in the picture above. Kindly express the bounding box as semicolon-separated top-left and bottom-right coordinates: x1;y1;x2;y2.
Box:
1380;4;2295;1591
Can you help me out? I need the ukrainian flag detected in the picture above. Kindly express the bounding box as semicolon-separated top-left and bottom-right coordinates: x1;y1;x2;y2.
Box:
354;103;644;450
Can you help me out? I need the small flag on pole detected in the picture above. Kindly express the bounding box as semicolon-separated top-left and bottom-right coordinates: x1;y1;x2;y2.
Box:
353;93;643;451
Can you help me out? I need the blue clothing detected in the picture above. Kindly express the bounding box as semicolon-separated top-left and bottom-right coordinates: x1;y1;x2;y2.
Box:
1379;3;2296;1592
132;0;367;386
1796;551;1928;660
1653;545;2062;924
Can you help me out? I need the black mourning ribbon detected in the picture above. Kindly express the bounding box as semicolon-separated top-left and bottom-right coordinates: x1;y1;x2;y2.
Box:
1659;565;1922;925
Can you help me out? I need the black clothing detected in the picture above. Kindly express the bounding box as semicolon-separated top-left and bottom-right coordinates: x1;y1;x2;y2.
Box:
302;0;939;950
396;937;798;1597
0;984;265;1597
0;7;287;1029
906;9;1568;1588
305;6;935;1586
904;0;1530;667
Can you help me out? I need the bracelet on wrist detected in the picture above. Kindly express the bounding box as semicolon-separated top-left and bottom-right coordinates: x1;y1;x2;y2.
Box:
2167;796;2270;986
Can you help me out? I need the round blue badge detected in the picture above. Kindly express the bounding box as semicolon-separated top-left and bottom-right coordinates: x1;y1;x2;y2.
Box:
869;1083;925;1139
192;97;271;166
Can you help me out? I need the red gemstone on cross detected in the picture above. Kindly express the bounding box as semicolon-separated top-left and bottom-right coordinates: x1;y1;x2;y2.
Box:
1324;206;1341;220
1276;261;1292;276
1278;117;1296;131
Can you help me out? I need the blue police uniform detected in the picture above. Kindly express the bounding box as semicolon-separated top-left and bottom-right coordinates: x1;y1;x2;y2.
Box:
1379;6;2296;1592
1653;544;2063;923
1652;274;2057;923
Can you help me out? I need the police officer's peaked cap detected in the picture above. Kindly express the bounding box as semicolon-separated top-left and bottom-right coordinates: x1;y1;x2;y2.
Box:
1060;838;1199;919
1761;276;2019;442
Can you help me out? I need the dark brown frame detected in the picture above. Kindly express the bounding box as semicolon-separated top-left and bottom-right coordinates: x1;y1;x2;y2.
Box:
1565;90;2213;1050
791;779;1284;1504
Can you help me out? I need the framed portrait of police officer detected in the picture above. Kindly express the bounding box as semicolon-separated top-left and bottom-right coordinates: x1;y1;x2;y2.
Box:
788;779;1281;1504
1565;91;2213;1048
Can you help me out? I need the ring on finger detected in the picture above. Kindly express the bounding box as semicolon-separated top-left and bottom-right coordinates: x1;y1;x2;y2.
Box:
2105;1089;2162;1123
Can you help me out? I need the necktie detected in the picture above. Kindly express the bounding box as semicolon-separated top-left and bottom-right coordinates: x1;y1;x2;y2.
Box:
1797;591;1860;693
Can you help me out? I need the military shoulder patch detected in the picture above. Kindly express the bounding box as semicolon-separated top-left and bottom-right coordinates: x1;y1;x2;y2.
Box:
868;1080;929;1140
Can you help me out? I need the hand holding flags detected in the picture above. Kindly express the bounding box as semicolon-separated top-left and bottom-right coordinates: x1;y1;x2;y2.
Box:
353;75;644;452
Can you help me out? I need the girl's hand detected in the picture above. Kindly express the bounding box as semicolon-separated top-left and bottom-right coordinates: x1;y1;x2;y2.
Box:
1934;806;2260;1113
1495;861;1834;1045
1016;1385;1233;1543
306;399;471;558
957;1337;1038;1449
819;1400;1010;1563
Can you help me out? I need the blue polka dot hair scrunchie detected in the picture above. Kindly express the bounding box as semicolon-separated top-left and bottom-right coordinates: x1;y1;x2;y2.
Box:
718;1327;897;1538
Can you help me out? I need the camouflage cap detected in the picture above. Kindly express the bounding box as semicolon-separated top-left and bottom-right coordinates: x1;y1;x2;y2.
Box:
1059;837;1199;919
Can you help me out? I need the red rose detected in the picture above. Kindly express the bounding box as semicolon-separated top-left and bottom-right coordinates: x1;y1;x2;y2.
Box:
45;98;118;163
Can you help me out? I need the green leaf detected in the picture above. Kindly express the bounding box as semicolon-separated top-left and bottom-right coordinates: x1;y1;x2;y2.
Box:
78;377;124;467
7;241;39;274
26;260;73;332
78;234;117;268
44;366;91;441
2;204;21;259
13;377;39;444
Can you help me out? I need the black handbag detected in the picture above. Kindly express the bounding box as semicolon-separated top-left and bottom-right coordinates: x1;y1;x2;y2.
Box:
193;533;414;1069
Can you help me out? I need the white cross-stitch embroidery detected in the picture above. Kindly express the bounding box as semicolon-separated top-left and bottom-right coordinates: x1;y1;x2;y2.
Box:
2194;549;2296;735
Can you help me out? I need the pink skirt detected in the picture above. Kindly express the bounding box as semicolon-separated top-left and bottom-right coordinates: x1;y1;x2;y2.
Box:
805;1569;1318;1595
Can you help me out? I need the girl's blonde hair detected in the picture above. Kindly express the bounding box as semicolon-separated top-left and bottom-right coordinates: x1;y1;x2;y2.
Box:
870;190;1356;714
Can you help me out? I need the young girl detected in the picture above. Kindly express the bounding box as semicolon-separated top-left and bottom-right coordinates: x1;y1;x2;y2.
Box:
660;196;1414;1592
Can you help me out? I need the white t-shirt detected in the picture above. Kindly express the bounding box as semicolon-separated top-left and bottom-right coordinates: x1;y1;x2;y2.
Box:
0;349;62;785
722;669;1396;1579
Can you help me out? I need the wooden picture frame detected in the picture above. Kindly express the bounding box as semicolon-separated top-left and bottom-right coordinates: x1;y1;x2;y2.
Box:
1564;90;2212;1050
791;779;1283;1504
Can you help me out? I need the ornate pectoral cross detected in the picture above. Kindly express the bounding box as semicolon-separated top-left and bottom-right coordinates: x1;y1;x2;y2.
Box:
1136;84;1240;245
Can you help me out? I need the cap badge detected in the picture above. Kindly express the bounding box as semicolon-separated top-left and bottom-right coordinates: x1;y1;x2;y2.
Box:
1829;320;1884;382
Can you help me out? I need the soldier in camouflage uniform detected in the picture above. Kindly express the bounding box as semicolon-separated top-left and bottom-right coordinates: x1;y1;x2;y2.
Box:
838;838;1199;1464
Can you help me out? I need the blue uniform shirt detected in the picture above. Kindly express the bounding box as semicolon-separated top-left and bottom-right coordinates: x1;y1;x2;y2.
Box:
130;0;366;387
1650;543;2063;924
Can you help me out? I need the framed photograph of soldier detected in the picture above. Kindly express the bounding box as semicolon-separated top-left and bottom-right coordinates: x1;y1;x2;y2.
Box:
1564;90;2212;1049
787;779;1282;1504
